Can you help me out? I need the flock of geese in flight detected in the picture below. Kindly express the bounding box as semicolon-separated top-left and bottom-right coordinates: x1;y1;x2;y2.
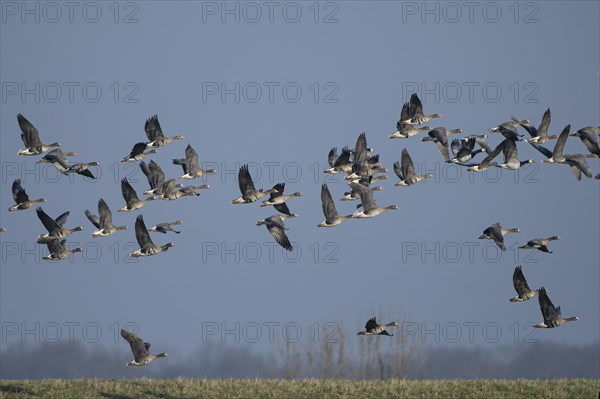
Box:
3;93;596;365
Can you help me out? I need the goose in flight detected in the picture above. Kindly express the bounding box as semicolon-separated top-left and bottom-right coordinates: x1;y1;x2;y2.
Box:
9;179;46;211
119;178;156;212
495;139;534;170
318;184;352;227
42;238;83;261
569;126;600;157
36;208;83;244
341;176;382;201
350;183;398;218
173;144;216;179
400;93;442;125
85;199;127;237
122;142;157;162
148;221;183;234
519;236;559;253
517;108;556;144
144;115;184;148
121;329;168;366
260;183;301;216
393;148;432;186
510;266;540;302
232;164;278;204
37;149;97;178
357;317;398;336
130;215;175;257
448;137;484;164
478;222;519;251
152;179;206;200
460;134;493;154
534;288;580;328
489;118;529;133
141;160;181;195
324;146;354;174
465;139;505;172
256;215;295;251
16;114;61;156
420;128;463;161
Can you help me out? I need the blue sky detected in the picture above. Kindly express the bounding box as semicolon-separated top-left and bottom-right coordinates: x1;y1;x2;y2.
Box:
1;1;598;364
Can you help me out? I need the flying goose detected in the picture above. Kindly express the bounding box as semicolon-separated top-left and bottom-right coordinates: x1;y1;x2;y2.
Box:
121;329;168;366
496;125;523;141
232;164;278;204
516;108;556;144
400;93;442;125
152;179;204;200
256;215;295;251
478;222;519;251
36;149;97;178
36;208;83;244
122;142;158;162
494;139;534;170
489;119;529;133
448;137;484;164
460;134;493;154
318;184;352;227
542;125;577;164
357;317;398;336
16;114;61;156
465;139;505;172
9;179;46;211
393;148;432;186
510;266;540;302
148;221;183;234
144;115;184;148
42;238;83;261
260;183;301;215
421;128;451;161
140;160;181;195
341;176;382;201
173;144;216;179
85;199;127;237
130;215;175;257
350;182;398;218
324;146;354;174
0;228;5;233
119;178;156;212
519;236;559;253
534;287;580;328
569;126;600;157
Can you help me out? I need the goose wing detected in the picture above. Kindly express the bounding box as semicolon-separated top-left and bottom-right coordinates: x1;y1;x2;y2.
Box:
512;266;531;296
184;144;200;173
269;183;285;200
365;317;378;332
565;155;592;180
327;147;338;168
537;108;551;137
400;148;415;179
46;238;65;254
12;179;29;203
350;182;376;212
120;329;150;362
354;133;368;163
265;217;293;251
551;125;570;159
479;140;505;167
393;161;404;180
54;211;70;227
17;114;42;148
538;287;560;325
98;198;113;228
135;215;154;248
85;210;101;229
128;142;149;158
238;165;256;194
409;93;423;118
320;184;339;221
144;115;164;141
121;178;139;203
36;207;60;232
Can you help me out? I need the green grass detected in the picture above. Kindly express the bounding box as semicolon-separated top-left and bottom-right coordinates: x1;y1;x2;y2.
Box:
0;379;598;399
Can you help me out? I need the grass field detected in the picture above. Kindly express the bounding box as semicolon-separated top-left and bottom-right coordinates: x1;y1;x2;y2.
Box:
0;379;598;399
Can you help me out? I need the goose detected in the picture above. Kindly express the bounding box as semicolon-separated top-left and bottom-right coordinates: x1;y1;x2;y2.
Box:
324;146;353;174
122;142;157;162
394;148;432;186
256;215;295;251
42;238;83;261
36;149;96;178
569;126;600;157
448;137;484;164
563;154;593;181
16;114;61;156
140;160;181;195
543;125;571;164
478;222;519;251
9;179;46;211
357;317;398;336
318;184;352;227
148;221;183;234
232;164;278;204
519;236;559;253
345;161;387;181
130;215;175;257
400;93;442;125
85;199;127;237
516;108;556;144
260;183;302;215
465;139;504;172
119;178;155;212
121;329;168;366
489;118;528;133
496;125;523;141
510;266;540;302
144;114;184;148
341;176;382;201
534;287;580;328
541;126;594;179
36;207;83;244
152;179;208;200
595;173;600;180
350;182;398;218
494;139;534;170
0;228;5;233
173;144;216;179
460;134;492;154
421;128;451;161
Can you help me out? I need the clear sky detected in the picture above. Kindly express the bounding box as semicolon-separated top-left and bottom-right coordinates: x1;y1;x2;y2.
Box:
1;1;598;367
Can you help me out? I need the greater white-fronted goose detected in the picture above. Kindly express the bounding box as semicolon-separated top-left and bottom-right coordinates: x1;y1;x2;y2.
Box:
350;183;398;218
148;221;183;234
465;139;504;172
173;144;216;179
341;176;382;201
534;287;579;328
36;149;96;178
324;146;354;174
390;101;431;138
478;222;519;251
122;142;157;162
260;183;301;215
9;179;46;211
232;164;277;204
517;108;556;144
153;179;208;200
357;317;398;336
519;236;559;253
140;160;181;195
130;215;175;257
121;329;168;366
495;139;534;170
85;199;127;237
16;114;61;156
42;238;83;261
318;184;352;227
119;178;155;212
510;266;540;302
569;126;600;157
393;148;432;186
400;93;442;125
448;137;484;164
489;119;528;133
36;207;83;244
542;126;594;179
144;115;184;148
256;214;295;251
